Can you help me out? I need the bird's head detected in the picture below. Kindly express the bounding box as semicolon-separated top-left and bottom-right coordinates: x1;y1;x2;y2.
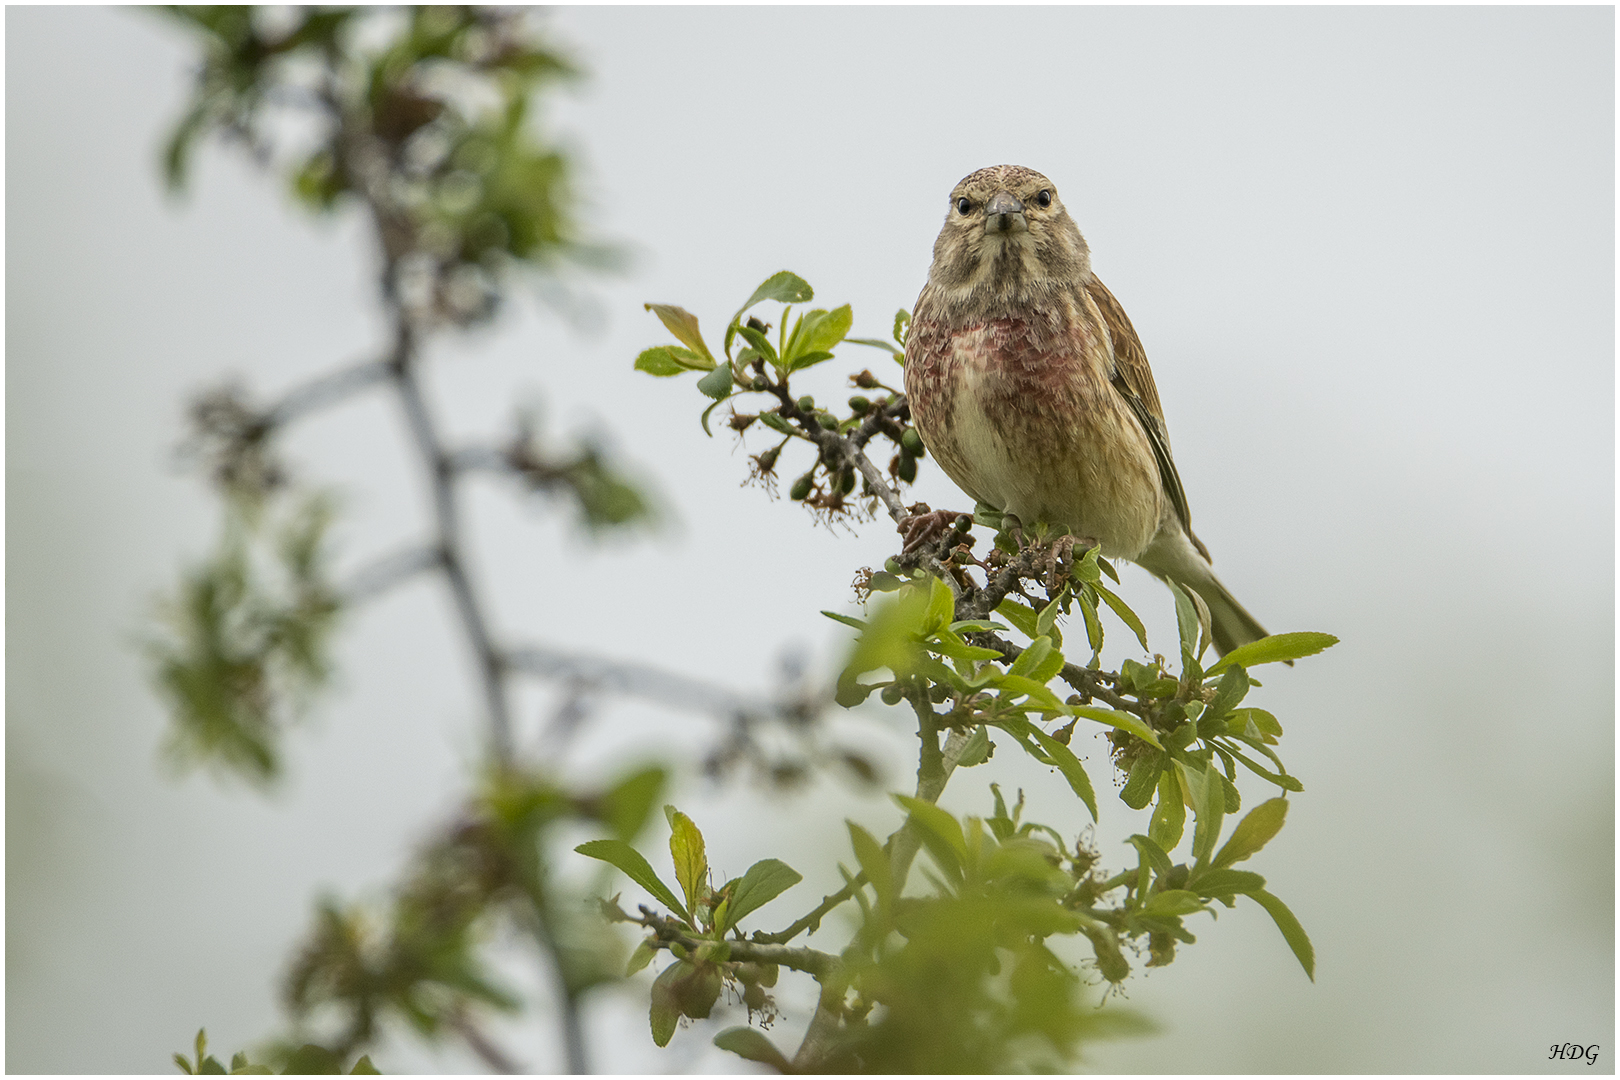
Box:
926;165;1091;311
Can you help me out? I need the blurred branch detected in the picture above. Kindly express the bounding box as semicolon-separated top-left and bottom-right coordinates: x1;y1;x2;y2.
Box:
340;544;443;605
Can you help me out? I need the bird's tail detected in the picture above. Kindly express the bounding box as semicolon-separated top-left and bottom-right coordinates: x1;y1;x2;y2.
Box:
1137;531;1270;658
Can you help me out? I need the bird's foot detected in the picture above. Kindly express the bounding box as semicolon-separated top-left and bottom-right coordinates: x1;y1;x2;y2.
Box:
898;503;973;555
1040;533;1100;591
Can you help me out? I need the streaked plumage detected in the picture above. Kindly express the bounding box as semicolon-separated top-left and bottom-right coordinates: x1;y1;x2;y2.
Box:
904;165;1268;656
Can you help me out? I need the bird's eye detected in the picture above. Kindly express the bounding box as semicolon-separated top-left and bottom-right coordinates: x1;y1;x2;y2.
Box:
955;197;972;215
1035;189;1053;208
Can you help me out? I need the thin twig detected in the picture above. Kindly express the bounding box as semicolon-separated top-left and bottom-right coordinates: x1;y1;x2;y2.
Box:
447;1009;524;1075
264;357;392;429
753;872;867;945
339;543;443;605
386;322;514;760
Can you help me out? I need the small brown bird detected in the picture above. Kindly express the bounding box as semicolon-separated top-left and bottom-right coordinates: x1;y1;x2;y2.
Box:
904;164;1269;656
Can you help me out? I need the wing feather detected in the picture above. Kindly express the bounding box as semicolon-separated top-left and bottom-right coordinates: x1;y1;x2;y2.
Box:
1081;277;1210;561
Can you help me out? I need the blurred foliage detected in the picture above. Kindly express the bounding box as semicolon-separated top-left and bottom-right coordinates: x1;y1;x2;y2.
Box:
594;271;1337;1070
161;4;599;324
283;763;666;1057
173;1028;377;1074
149;493;338;782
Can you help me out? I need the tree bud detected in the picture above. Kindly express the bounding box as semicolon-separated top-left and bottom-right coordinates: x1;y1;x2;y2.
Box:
901;428;925;456
789;472;815;500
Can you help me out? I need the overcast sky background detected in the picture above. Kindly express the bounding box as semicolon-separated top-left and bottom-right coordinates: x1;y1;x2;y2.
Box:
7;5;1613;1074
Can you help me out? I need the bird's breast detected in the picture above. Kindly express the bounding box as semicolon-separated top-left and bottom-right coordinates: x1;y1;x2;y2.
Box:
906;310;1164;558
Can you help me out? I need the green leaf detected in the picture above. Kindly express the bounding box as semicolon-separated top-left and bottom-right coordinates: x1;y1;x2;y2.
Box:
1212;797;1289;868
845;335;902;357
996;598;1040;640
1148;768;1186;850
1142;889;1206;917
634;345;710;376
649;962;683;1046
695;363;733;399
666;807;709;916
1248;889;1315;980
1127;833;1174;880
723;859;803;930
1078;588;1104;655
922;574;956;635
713;1028;792;1071
735;323;780;365
348;1056;379;1075
893;794;968;876
626;937;658;976
1119;751;1164;810
1071;705;1163;750
1229;707;1283;738
1178;760;1225;869
1170;580;1205;671
281;1045;343;1074
1092;580;1149;652
1187;867;1267;898
735;270;813;322
847;820;893;906
996;674;1066;711
821;610;868;630
600;765;668;841
1207;632;1340;675
956;724;991;767
1205;665;1250;719
645;303;714;362
787;349;836;372
575;839;691;923
796;304;852;357
1029;727;1098;821
1006;635;1054;680
1035;588;1066;638
893;308;912;347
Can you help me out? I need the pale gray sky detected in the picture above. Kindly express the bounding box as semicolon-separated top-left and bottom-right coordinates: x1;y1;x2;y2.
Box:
7;5;1613;1073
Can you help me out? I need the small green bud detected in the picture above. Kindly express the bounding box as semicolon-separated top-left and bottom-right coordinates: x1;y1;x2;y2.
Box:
884;557;902;574
751;374;769;391
901;428;925;456
797;395;815;413
880;683;904;705
839;467;856;493
757;445;781;471
817;412;838;430
742;982;766;1010
848;395;871;413
789;471;815;501
747;315;770;333
897;454;917;484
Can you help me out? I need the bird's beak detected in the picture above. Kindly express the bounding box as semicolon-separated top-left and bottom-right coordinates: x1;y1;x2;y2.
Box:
984;191;1027;235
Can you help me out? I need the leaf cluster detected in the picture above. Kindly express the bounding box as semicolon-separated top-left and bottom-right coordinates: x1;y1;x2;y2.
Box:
636;271;921;522
578;806;803;1046
148;494;339;782
162;5;591;325
173;1028;376;1074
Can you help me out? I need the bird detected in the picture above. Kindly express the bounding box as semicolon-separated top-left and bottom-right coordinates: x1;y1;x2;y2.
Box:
902;164;1270;657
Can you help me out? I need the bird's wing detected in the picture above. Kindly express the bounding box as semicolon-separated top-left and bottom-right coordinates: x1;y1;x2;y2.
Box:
1081;276;1210;560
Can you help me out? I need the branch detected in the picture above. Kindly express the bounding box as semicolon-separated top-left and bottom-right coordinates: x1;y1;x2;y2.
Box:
504;643;769;719
264;357;392;430
339;543;443;605
753;873;866;945
635;908;842;980
386;322;514;760
447;1008;524;1075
